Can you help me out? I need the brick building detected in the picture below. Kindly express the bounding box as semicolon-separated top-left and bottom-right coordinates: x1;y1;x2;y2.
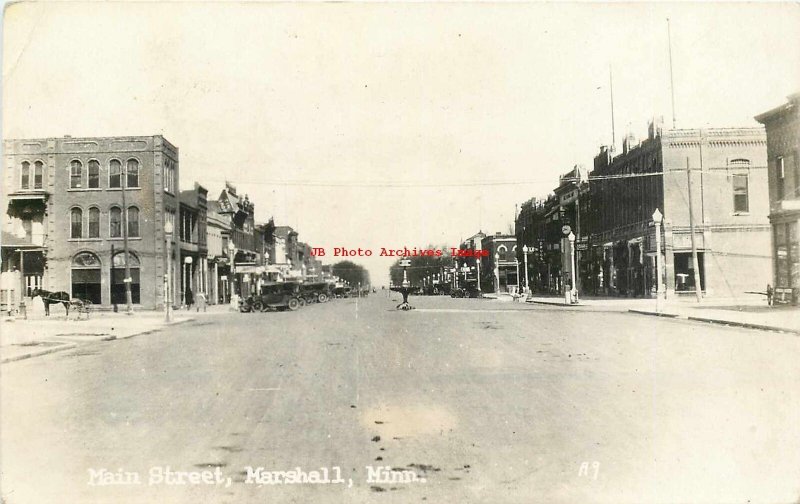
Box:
589;122;770;298
479;233;519;293
2;135;179;310
178;184;208;306
214;183;257;297
755;92;800;304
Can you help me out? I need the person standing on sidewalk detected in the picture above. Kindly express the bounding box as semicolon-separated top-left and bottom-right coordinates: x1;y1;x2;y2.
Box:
185;288;194;311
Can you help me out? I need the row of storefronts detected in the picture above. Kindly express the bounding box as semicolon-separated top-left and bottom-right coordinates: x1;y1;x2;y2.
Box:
1;136;323;312
516;122;773;300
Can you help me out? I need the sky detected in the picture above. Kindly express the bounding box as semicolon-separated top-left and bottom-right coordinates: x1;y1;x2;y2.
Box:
3;1;799;284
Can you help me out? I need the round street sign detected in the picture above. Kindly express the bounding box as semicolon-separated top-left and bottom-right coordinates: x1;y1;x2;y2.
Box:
561;225;572;235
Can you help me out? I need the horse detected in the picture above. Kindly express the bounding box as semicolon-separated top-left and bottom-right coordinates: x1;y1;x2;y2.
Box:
31;288;71;316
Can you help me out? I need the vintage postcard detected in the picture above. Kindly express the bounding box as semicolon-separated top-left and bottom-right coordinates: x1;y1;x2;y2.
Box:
1;2;799;503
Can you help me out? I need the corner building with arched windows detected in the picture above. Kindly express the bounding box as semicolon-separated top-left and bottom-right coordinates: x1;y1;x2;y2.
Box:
2;136;179;310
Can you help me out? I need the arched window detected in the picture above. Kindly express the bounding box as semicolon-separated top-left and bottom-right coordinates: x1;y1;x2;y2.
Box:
88;160;100;188
126;159;139;188
21;161;30;189
88;207;100;238
34;161;44;189
70;160;83;189
70;208;83;238
111;252;141;304
71;252;101;304
109;206;122;238
127;206;140;238
109;159;121;188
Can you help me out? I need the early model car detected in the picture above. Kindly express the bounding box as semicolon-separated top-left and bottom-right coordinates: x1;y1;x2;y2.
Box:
253;282;303;311
333;286;352;298
299;282;333;304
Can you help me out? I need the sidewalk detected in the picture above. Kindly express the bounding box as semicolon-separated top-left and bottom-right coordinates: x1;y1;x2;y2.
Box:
528;294;800;334
0;307;202;363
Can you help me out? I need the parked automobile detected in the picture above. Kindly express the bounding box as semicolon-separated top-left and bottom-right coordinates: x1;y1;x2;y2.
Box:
333;286;352;298
252;282;303;311
299;282;333;303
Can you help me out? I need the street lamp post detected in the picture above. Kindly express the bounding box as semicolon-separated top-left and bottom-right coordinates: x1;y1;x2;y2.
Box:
568;232;577;304
183;256;193;307
227;241;237;309
522;245;530;294
653;208;665;313
494;253;500;293
476;257;482;293
400;258;410;287
164;221;173;322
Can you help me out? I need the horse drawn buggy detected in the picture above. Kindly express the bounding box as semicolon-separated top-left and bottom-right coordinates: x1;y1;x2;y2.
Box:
31;289;93;319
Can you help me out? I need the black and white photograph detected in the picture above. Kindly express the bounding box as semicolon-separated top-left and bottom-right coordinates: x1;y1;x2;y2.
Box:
1;1;799;503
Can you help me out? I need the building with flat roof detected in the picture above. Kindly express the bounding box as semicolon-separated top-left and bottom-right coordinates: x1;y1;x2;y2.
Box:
2;135;179;310
589;122;770;298
755;93;800;304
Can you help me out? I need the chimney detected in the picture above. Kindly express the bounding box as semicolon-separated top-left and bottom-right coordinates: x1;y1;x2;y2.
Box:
648;116;664;140
623;131;637;154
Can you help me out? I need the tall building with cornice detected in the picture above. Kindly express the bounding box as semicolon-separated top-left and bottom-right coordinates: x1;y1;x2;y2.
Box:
587;123;770;298
2;135;179;311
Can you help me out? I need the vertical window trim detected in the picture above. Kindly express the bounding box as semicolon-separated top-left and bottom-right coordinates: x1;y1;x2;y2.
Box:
88;207;101;238
109;206;122;238
732;173;749;213
33;161;44;189
70;207;83;239
70;160;83;189
20;161;30;190
87;159;100;189
126;158;140;188
776;157;785;201
109;159;122;188
127;206;140;238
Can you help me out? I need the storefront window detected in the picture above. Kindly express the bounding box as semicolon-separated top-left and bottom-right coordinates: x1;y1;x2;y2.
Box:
674;252;705;291
789;222;799;289
71;252;101;304
111;252;141;304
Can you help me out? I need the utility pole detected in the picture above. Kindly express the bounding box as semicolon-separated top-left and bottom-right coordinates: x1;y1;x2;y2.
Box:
686;157;702;303
667;18;677;129
121;161;134;314
609;64;616;148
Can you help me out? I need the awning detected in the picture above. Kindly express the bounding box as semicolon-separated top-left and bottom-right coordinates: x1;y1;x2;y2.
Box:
6;191;48;201
1;230;44;250
235;264;265;274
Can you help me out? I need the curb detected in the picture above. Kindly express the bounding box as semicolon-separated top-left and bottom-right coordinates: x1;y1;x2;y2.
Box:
628;309;680;318
533;300;582;307
687;316;800;335
1;342;77;364
0;318;196;364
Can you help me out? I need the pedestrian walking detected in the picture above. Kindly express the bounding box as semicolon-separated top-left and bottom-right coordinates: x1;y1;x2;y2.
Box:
185;288;194;310
766;284;773;306
196;291;207;312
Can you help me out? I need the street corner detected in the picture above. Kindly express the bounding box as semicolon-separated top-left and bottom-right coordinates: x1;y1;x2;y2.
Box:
0;340;77;364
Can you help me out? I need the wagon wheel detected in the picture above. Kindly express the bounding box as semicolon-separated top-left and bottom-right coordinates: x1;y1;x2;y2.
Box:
287;298;301;311
251;299;263;312
317;293;329;303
